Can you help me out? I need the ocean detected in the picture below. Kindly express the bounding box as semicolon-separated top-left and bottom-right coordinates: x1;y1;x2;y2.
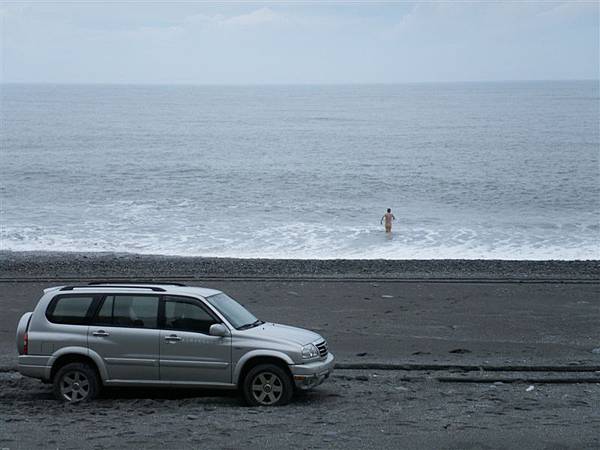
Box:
1;81;598;260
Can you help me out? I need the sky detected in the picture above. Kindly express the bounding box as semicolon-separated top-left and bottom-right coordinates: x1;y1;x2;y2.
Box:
0;1;598;84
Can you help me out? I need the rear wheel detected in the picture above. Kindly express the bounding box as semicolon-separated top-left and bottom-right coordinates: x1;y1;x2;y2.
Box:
242;363;293;406
53;362;99;403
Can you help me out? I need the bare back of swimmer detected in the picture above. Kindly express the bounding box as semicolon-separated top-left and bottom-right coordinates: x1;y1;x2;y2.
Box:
380;208;395;233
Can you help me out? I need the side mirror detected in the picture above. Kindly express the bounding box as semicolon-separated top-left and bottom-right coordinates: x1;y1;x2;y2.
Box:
209;323;230;337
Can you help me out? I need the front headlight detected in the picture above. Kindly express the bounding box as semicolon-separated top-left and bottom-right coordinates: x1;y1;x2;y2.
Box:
301;343;319;359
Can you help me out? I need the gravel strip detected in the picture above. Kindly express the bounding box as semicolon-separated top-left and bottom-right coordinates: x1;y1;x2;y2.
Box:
2;251;598;280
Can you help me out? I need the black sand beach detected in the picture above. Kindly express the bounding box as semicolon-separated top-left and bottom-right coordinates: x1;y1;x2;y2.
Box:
2;369;599;450
1;251;599;449
2;251;598;280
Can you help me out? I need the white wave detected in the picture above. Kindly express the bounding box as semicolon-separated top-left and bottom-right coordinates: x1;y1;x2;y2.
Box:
2;222;598;260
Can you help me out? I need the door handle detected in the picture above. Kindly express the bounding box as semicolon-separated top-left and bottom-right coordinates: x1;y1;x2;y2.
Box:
164;335;182;343
92;330;110;337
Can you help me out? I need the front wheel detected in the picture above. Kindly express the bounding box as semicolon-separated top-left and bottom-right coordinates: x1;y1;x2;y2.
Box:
53;362;100;403
242;363;293;406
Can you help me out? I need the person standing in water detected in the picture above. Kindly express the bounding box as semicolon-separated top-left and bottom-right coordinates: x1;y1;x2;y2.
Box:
380;208;396;233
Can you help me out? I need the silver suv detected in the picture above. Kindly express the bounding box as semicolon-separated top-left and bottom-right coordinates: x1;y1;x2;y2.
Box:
15;282;334;406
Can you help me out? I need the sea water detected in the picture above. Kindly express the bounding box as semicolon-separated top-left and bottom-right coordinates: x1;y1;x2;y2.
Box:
1;81;598;259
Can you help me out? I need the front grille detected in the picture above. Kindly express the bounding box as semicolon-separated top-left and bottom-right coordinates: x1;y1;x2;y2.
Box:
316;340;328;358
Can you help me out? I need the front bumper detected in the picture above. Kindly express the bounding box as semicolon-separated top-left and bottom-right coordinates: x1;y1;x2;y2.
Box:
289;352;335;390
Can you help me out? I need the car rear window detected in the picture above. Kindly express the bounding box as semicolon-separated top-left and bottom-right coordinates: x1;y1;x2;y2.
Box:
46;295;96;325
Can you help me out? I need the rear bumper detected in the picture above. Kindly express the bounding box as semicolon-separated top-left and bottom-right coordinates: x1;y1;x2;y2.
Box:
289;352;335;390
18;355;52;381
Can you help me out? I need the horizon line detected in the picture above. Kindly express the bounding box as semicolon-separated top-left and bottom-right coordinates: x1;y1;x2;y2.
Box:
1;78;598;87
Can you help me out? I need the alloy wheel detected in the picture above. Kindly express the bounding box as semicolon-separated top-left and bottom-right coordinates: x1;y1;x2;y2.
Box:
251;372;283;405
59;370;90;402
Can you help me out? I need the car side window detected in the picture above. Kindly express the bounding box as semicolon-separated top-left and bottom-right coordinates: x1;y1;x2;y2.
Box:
163;296;217;334
93;295;159;329
47;295;96;325
93;295;114;326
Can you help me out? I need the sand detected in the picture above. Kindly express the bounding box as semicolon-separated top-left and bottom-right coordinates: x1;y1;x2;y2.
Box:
0;251;598;449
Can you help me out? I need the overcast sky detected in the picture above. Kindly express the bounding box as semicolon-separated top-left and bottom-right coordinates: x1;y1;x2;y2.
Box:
1;1;598;84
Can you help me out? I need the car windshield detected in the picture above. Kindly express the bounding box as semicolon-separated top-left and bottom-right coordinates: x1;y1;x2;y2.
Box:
206;293;260;330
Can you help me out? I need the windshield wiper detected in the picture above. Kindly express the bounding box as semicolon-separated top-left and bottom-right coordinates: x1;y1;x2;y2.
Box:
237;319;264;330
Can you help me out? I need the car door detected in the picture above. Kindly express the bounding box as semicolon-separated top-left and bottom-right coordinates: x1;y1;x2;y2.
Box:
159;295;232;385
88;294;160;382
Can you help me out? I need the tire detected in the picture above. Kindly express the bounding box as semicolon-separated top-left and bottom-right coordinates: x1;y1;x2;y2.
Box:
53;362;100;403
242;363;294;406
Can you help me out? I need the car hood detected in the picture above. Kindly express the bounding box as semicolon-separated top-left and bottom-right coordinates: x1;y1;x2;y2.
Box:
237;322;322;346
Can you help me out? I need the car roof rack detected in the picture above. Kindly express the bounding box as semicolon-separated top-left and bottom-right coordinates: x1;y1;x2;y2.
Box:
60;285;166;292
87;280;187;287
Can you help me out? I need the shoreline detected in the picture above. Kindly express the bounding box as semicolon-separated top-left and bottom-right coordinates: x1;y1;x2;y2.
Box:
1;250;598;279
